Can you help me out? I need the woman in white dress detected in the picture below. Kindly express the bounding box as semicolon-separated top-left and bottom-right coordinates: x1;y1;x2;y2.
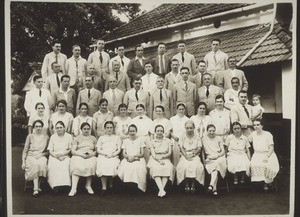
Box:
170;103;189;167
225;122;251;184
130;104;153;163
190;102;211;138
176;120;205;194
147;125;174;198
113;103;132;140
47;121;72;193
118;124;147;192
22;120;48;197
72;102;93;137
68;122;97;196
93;98;114;139
209;95;230;140
28;102;49;136
202;124;227;196
49;100;74;135
249;119;279;191
96;121;121;196
152;105;172;138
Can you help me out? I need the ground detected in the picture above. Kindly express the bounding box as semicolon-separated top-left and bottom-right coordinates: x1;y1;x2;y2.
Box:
10;146;291;215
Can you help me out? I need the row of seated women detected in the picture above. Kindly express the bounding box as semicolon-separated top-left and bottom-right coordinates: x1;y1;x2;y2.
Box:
22;112;279;198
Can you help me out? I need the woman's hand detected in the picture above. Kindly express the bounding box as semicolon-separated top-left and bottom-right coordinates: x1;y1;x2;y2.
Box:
159;159;165;165
21;162;26;170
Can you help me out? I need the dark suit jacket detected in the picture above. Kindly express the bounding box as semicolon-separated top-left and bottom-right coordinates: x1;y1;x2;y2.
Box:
127;58;147;82
151;55;171;78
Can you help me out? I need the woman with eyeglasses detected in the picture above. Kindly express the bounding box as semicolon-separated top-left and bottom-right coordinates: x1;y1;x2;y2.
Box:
249;119;279;191
47;121;72;194
22;120;49;197
224;122;251;185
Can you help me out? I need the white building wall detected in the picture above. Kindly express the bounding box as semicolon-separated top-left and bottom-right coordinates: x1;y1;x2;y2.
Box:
281;60;295;119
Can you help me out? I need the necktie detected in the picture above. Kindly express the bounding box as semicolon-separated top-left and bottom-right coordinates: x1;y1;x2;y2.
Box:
99;52;103;64
55;55;58;63
39;89;42;97
213;52;217;64
88;89;91;99
160;89;163;102
243;105;250;118
112;90;116;102
135;90;139;101
115;72;118;81
181;53;185;63
185;82;188;91
206;87;209;97
159;55;164;74
120;57;124;66
56;74;60;87
75;58;79;74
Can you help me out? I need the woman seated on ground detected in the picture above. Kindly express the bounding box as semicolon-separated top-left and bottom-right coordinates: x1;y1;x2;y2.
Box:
72;103;93;137
22;120;49;197
68;122;97;197
28;102;50;136
176;120;205;194
96;121;121;196
225;122;251;185
202;124;227;196
113;103;132;141
147;125;175;198
118;124;147;193
49;100;74;135
47;121;72;193
152;106;172;139
249;119;279;191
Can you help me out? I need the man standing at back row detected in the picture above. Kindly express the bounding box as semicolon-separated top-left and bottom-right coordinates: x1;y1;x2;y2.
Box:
109;44;130;74
127;44;147;83
41;40;67;80
151;42;171;78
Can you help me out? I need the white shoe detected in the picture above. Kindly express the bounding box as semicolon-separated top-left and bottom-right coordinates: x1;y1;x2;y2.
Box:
85;186;94;195
68;190;76;197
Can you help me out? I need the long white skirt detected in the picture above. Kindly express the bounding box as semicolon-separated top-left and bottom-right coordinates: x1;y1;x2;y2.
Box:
25;156;47;181
227;153;250;176
147;156;175;183
47;156;71;188
96;156;120;177
176;155;205;186
250;152;279;183
118;158;147;192
70;156;96;177
205;156;227;178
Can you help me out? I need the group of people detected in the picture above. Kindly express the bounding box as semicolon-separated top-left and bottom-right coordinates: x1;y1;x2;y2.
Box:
21;38;280;198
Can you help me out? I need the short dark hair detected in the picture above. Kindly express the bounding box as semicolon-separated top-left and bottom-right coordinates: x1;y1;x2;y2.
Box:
51;40;61;46
197;102;207;110
157;42;166;47
144;61;152;67
99;98;108;106
118;103;128;110
51;62;59;68
136;104;145;110
116;44;125;49
206;124;216;131
61;75;70;82
55;120;65;128
33;75;42;82
104;121;114;128
198;60;206;65
232;122;242;128
154;124;164;133
176;103;186;110
228;56;236;62
56;99;67;107
231;77;240;83
128;124;138;132
211;38;221;44
180;67;189;72
155;105;165;112
178;39;186;45
72;45;80;50
135;44;143;51
79;102;89;110
80;122;91;130
171;58;179;63
238;90;248;96
35;102;45;110
215;94;225;102
32;120;44;128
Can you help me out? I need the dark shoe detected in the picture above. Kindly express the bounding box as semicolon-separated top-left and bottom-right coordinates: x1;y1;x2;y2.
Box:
100;190;107;197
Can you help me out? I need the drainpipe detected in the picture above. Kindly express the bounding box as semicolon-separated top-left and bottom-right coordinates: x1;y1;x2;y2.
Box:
237;3;277;67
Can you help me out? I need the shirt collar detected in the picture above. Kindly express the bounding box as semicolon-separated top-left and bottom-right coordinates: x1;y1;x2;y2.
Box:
135;56;145;60
72;55;82;60
59;87;70;93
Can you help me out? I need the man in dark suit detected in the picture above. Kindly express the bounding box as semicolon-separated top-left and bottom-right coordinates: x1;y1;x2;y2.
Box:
151;42;171;78
127;44;147;83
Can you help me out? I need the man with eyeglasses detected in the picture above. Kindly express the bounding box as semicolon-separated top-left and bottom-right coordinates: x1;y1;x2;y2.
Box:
216;56;248;93
123;77;149;118
224;77;241;110
41;40;67;80
127;44;147;83
231;90;253;136
204;38;228;76
76;75;102;116
65;45;87;91
109;44;130;74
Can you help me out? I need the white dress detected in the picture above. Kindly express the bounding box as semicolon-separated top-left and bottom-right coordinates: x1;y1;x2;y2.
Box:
96;135;121;177
209;108;231;137
152;118;172;138
146;138;175;183
170;115;189;167
202;135;227;178
47;133;72;188
252;104;265;119
225;134;251;176
118;137;147;192
50;112;74;132
176;134;205;185
249;131;279;183
113;116;132;139
72;115;93;137
28;113;49;135
190;115;211;138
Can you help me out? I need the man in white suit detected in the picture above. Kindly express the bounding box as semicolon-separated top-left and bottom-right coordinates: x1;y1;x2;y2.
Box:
76;76;102;116
172;40;197;75
197;73;222;113
141;61;159;95
204;38;228;77
109;44;130;74
87;39;110;79
103;75;124;116
224;77;241;110
44;62;63;94
216;56;248;93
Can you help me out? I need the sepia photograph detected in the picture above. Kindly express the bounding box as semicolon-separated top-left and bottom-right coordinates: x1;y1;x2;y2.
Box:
4;0;296;216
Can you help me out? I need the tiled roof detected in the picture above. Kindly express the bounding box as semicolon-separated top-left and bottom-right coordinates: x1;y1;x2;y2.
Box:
241;23;292;67
103;3;252;41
